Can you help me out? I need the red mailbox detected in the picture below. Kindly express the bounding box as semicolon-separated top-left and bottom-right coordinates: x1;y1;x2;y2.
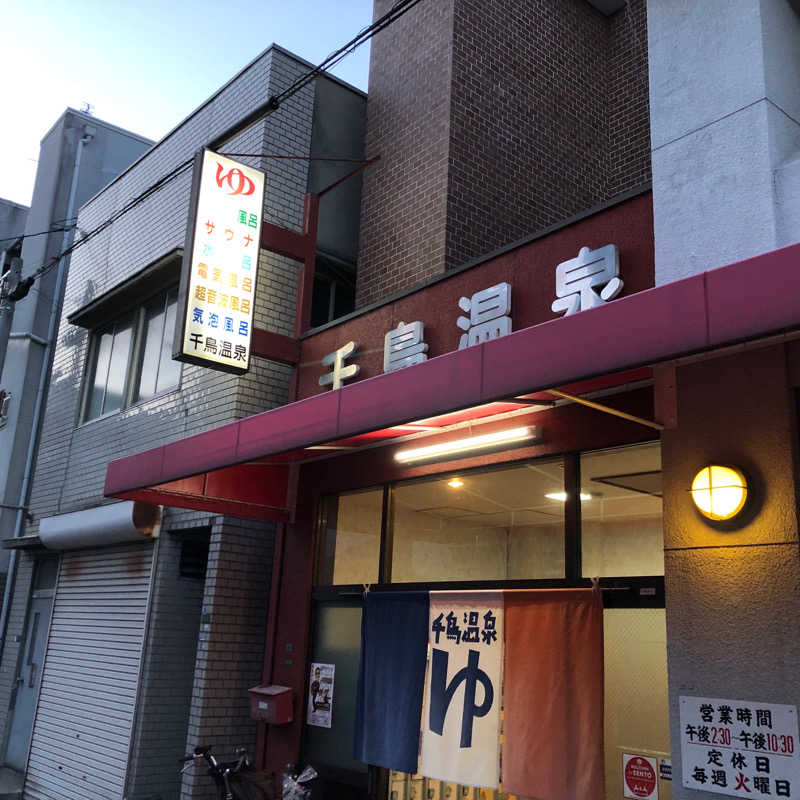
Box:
248;684;294;724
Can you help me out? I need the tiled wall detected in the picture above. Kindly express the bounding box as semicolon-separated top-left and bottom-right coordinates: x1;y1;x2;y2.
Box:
125;516;207;800
356;0;651;307
2;46;318;794
179;515;274;800
27;47;312;522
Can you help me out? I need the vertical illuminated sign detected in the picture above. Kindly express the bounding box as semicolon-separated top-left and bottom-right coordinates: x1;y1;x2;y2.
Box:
173;149;265;374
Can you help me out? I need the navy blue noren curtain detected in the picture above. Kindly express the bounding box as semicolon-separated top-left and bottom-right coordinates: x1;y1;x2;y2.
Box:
354;591;429;773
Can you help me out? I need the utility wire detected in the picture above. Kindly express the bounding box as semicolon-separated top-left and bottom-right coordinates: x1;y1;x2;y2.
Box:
219;154;372;162
2;157;194;304
0;215;81;247
269;0;425;108
0;224;76;247
13;0;426;296
28;158;194;285
0;152;372;249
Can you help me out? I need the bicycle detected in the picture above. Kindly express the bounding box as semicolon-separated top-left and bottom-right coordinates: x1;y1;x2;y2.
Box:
179;745;272;800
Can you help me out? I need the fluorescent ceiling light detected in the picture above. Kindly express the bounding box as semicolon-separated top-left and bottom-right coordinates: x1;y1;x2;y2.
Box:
545;492;593;502
394;426;536;464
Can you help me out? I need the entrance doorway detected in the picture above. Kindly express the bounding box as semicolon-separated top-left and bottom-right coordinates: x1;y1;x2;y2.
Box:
304;598;369;799
5;555;58;772
307;442;670;799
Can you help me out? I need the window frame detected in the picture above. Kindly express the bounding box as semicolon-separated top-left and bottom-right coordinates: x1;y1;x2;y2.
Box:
80;311;137;422
309;252;357;329
130;285;182;404
78;284;182;424
312;444;665;610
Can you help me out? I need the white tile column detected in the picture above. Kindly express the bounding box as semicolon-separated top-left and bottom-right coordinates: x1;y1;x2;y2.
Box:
648;0;800;284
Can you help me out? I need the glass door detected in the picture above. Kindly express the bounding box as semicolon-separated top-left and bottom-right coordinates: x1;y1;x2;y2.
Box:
304;598;370;799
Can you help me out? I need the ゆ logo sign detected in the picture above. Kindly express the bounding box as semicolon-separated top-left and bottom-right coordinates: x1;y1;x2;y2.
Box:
429;648;494;748
215;163;255;196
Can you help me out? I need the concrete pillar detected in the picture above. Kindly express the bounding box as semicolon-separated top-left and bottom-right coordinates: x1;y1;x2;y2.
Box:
648;0;800;283
661;345;800;798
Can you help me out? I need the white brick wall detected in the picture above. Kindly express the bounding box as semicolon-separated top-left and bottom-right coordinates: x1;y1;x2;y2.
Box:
179;515;275;800
28;46;313;522
5;46;319;796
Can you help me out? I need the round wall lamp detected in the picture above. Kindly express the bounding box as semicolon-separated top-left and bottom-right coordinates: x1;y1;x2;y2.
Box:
690;465;748;521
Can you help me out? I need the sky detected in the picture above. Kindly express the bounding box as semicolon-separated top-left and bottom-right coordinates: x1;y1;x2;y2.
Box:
0;0;374;209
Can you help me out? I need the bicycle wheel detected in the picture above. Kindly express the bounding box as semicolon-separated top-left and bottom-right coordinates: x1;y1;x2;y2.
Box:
228;773;269;800
215;784;261;800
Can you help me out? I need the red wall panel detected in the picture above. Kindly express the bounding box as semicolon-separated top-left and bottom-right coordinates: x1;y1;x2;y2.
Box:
298;192;654;399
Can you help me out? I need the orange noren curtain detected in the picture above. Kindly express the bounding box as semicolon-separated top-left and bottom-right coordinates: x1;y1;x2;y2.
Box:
502;589;604;799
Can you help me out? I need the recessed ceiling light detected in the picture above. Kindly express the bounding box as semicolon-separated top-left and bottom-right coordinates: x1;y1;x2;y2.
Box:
447;478;464;489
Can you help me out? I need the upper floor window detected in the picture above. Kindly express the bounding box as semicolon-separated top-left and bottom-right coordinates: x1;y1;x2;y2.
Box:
310;254;356;329
82;286;181;422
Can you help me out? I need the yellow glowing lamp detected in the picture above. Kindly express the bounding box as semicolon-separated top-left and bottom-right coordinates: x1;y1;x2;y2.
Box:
690;465;748;521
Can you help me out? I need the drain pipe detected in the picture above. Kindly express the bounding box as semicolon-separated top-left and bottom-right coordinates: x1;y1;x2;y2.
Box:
0;125;94;655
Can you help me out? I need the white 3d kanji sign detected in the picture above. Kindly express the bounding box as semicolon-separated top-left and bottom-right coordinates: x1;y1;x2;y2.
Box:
552;244;622;316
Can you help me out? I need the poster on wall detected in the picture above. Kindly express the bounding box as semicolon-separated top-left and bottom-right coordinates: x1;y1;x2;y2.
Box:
307;662;335;728
680;695;800;797
623;753;658;799
173;148;265;375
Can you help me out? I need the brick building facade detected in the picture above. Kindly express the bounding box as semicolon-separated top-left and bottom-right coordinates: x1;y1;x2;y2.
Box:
100;3;800;800
6;2;800;800
355;0;649;307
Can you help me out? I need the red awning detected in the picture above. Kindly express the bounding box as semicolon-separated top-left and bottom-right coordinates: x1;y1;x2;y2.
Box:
105;242;800;520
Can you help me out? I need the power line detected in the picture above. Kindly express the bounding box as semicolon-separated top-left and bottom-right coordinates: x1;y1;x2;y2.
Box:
29;158;194;285
0;223;76;247
22;154;373;276
219;154;372;162
0;149;368;250
269;0;425;108
16;0;426;294
2;159;193;303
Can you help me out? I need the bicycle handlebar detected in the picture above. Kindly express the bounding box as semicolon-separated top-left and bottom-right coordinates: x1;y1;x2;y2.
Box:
179;746;271;800
178;745;249;775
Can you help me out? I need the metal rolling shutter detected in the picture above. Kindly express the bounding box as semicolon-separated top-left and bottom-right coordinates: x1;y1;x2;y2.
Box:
23;542;155;800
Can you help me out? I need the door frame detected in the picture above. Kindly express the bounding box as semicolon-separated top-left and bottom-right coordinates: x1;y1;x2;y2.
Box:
3;553;60;771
